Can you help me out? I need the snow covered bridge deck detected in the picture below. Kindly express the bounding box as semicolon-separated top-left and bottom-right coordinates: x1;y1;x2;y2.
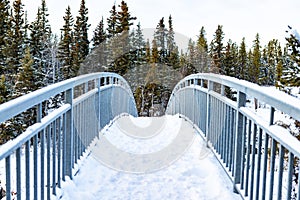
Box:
59;115;241;200
1;72;300;200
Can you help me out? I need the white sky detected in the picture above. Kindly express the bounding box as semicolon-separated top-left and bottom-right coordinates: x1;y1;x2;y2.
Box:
22;0;300;49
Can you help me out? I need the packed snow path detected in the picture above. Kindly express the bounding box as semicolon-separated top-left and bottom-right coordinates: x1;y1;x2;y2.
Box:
58;115;242;200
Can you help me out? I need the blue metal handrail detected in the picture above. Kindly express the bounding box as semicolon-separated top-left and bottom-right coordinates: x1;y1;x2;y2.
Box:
166;73;300;200
0;72;137;200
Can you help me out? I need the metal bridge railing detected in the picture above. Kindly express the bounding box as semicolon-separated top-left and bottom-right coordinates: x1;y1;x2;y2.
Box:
166;73;300;200
0;72;137;200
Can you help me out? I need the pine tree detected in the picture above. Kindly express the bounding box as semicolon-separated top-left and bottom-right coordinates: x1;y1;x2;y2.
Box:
0;0;10;72
167;15;175;56
106;1;136;75
259;47;268;85
210;25;224;74
197;26;208;52
223;40;236;77
8;47;36;137
145;39;151;63
74;0;90;64
29;0;52;89
14;46;35;98
116;0;136;34
90;16;107;70
275;44;283;88
195;26;209;73
249;33;261;84
132;22;146;66
4;0;26;99
281;26;300;88
154;17;167;62
92;17;106;47
107;4;117;39
151;39;159;63
58;6;76;79
237;37;247;80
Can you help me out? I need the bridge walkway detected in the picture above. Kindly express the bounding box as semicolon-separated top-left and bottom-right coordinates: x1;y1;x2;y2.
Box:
58;115;242;200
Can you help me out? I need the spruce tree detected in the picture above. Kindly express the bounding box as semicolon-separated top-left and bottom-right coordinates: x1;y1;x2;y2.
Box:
10;46;36;137
92;17;106;47
195;26;209;72
154;17;167;62
167;15;175;56
58;6;76;79
249;33;261;84
237;37;247;80
107;4;117;39
91;16;107;69
197;26;208;52
116;0;136;33
223;40;236;77
210;25;224;74
145;39;151;63
282;26;300;88
74;0;90;64
14;46;35;97
275;44;283;88
151;39;159;63
0;0;10;71
132;22;146;65
4;0;26;99
29;0;52;89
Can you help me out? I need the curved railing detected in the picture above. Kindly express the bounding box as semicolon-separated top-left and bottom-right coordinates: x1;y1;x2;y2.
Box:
166;73;300;200
0;72;137;200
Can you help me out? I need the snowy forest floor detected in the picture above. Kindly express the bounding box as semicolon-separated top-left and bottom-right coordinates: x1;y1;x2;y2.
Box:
56;115;242;200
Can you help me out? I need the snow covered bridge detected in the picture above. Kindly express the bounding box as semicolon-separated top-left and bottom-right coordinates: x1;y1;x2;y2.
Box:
0;72;300;200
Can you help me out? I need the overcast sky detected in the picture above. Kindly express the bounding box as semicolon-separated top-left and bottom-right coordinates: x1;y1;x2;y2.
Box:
23;0;300;49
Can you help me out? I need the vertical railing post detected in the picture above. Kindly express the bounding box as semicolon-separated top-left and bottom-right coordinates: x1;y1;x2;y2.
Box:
96;77;101;138
34;103;42;199
65;88;74;179
233;91;246;192
206;80;214;146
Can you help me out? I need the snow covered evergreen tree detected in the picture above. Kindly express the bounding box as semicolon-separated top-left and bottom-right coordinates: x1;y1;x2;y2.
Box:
74;0;90;65
0;0;10;73
3;0;26;99
281;26;300;90
154;17;167;63
58;6;76;79
29;0;52;89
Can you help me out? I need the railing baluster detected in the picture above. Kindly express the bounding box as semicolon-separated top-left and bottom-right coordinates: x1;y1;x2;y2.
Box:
16;148;21;200
269;138;277;200
52;120;57;195
277;144;285;200
65;88;74;179
34;134;38;199
240;115;247;190
25;140;30;200
41;129;45;200
250;123;257;200
245;119;252;197
255;128;263;200
5;157;11;200
287;152;294;200
234;91;246;191
47;125;51;200
262;133;269;200
57;117;62;188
